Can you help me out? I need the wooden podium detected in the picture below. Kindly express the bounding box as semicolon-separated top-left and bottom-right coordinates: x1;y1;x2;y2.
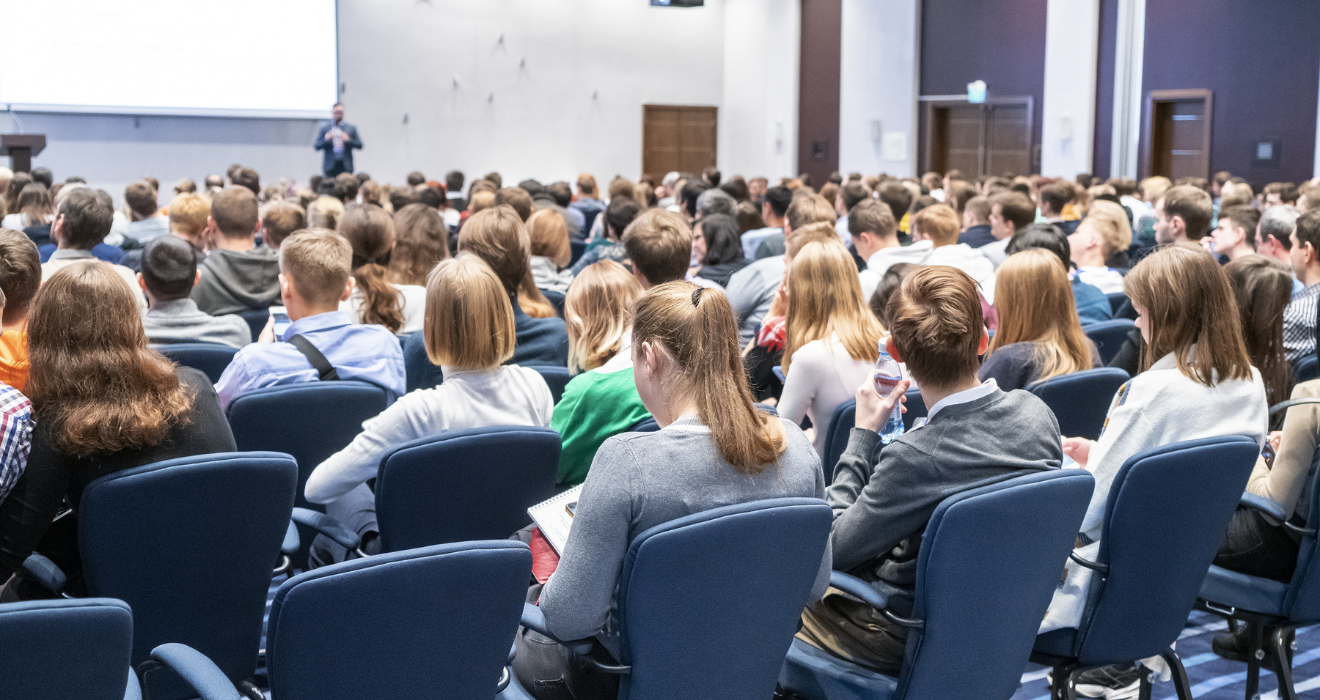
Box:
0;134;46;173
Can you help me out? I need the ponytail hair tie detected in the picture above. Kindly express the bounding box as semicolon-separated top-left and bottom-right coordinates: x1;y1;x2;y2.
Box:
691;287;704;307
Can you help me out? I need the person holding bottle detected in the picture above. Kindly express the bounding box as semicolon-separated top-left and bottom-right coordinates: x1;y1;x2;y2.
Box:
796;264;1062;676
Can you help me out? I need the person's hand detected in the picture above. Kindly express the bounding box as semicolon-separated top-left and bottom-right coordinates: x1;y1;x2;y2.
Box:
1268;431;1283;455
258;316;276;344
767;280;789;319
1200;237;1215;253
855;377;908;433
1062;438;1093;467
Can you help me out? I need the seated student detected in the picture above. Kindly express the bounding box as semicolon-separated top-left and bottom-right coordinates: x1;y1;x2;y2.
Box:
404;207;569;389
527;209;574;295
853;199;901;300
191;186;281;316
1005;223;1113;326
0;261;235;589
1225;255;1292;408
8;184;55;248
956;195;994;248
1040;181;1079;234
1041;243;1267;698
0;230;40;390
740;184;792;259
304;254;552;563
387;203;450;288
138;236;251;349
260;201;305;252
755;191;837;259
798;265;1062;675
123;180;169;244
515;281;829;698
621;208;699;290
1068;200;1133;294
549;261;649;488
214;230;406;410
570;196;641;276
691;213;750;287
776;237;884;457
41;188;146;312
1284;210;1320;363
337;204;425;334
1208;206;1260;263
980;191;1037;267
869;203;998;302
978;249;1099;391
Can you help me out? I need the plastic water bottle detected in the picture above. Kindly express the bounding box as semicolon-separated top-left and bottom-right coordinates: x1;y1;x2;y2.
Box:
873;343;906;444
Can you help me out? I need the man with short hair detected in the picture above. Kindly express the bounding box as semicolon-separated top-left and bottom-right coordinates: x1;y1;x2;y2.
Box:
29;168;52;189
874;202;997;302
1039;182;1077;234
982;191;1036;267
42;188;147;311
1264;182;1299;209
406;172;426;187
139;236;250;349
741;185;792;259
124;180;170;243
679;180;709;223
314;103;363;178
852;199;900;300
334;172;358;203
695;188;737;220
1209;206;1260;261
797;265;1060;675
445;171;466;210
957;196;994;247
569;174;605;233
191;186;281;315
622;209;696;288
232;168;261;196
835;181;870;247
878;183;914;238
1283;210;1320;363
545;181;584;241
168;193;212;256
0;230;41;390
1154;185;1213;244
495;187;535;222
261;202;306;252
214;229;404;409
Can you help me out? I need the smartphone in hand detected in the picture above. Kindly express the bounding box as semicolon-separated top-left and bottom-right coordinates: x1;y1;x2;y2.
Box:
269;306;291;339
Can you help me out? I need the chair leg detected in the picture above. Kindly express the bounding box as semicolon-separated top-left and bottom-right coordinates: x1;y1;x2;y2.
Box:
1050;665;1077;700
1160;647;1194;700
1138;670;1153;700
237;680;265;700
1245;622;1264;700
1271;628;1297;700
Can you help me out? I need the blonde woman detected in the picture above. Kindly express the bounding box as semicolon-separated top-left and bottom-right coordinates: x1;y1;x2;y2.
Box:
527;209;573;295
305;253;553;563
550;261;650;487
387;203;450;287
778;237;884;456
979;248;1099;391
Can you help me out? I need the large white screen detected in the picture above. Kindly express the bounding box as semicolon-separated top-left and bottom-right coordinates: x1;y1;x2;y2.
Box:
0;0;338;118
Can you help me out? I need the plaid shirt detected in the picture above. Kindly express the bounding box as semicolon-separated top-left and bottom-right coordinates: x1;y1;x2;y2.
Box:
1283;282;1320;364
0;382;32;505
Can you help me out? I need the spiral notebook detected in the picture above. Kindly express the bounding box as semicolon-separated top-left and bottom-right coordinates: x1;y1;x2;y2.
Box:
527;485;584;555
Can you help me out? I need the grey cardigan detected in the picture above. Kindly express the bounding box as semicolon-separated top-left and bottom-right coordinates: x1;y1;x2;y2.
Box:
538;415;830;658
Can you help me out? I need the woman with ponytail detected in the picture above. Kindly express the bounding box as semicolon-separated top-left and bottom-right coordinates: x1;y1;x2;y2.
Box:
516;280;829;699
337;204;425;334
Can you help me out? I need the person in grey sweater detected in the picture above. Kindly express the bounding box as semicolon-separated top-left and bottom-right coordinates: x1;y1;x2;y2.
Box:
797;265;1063;676
138;235;250;349
516;281;831;700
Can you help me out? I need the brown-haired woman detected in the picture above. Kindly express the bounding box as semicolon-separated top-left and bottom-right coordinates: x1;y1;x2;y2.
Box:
386;203;449;287
1042;243;1267;694
526;209;573;295
979;248;1098;391
1225;254;1293;408
338;203;424;334
0;261;235;586
516;281;828;699
2;184;54;246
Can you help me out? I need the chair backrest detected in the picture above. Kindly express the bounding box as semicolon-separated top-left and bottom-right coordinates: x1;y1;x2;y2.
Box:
1295;353;1319;384
156;343;239;384
533;365;573;404
266;541;531;700
226;381;389;511
894;470;1094;700
1106;292;1128;315
1027;368;1129;441
822;389;927;480
1076;435;1259;664
78;452;296;700
375;426;560;552
616;497;831;700
542;289;566;317
0;598;136;700
236;308;270;343
1082;319;1137;366
569;239;587;267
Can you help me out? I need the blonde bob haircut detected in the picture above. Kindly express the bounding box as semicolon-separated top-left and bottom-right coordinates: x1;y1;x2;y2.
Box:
424;253;516;370
783;239;883;375
565;260;643;373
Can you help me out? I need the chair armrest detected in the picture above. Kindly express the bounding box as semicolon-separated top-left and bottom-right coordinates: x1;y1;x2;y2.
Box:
21;553;66;593
1069;551;1110;574
291;507;361;551
1240;493;1287;523
828;571;924;629
147;644;241;700
281;520;300;555
519;604;623;668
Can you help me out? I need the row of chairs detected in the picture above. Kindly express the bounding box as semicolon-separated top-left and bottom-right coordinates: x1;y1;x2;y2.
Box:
13;432;1312;699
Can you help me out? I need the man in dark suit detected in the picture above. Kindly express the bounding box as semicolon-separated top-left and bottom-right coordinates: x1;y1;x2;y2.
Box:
314;103;363;178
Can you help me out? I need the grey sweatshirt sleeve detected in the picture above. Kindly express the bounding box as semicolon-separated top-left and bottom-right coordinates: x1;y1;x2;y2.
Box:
826;428;882;515
828;433;942;573
539;437;636;642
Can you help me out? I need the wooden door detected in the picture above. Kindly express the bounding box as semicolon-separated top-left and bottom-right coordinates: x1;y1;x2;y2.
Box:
922;99;1034;178
985;103;1031;177
1144;89;1212;180
642;105;718;177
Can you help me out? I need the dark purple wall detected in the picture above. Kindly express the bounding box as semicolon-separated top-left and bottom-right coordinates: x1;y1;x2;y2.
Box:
799;0;842;186
1140;0;1320;186
1091;0;1118;180
919;0;1048;172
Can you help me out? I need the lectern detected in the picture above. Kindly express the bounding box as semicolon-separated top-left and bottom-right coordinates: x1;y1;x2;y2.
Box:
0;134;46;173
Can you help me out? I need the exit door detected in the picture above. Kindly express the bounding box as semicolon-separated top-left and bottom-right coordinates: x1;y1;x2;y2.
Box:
1143;89;1212;180
921;97;1035;178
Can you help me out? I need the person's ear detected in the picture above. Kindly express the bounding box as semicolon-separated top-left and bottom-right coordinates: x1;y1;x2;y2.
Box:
341;275;356;302
192;270;202;288
1173;215;1187;236
885;335;903;363
631;265;650;289
278;273;292;300
136;272;147;292
978;328;990;355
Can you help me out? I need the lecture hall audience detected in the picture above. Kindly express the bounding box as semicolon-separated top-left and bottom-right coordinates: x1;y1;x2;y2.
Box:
138;235;251;349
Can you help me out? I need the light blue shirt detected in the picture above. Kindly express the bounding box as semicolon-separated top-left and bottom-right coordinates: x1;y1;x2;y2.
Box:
214;311;406;411
740;226;783;260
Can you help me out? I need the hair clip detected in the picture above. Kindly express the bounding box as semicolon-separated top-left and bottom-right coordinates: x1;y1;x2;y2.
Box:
691;288;704;306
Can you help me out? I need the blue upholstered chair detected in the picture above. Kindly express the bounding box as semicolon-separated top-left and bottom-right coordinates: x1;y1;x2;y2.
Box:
1027;368;1129;441
235;308;270;343
821;390;927;481
1293;353;1318;385
0;598;141;700
1197;398;1320;700
570;240;587;267
777;469;1094;700
1082;319;1136;366
374;426;560;552
1031;435;1261;700
156;342;239;384
511;497;832;700
533;365;573;403
542;289;566;317
1106;292;1129;316
148;541;533;700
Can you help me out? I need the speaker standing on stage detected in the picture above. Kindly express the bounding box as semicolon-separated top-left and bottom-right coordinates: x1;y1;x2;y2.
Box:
314;102;362;178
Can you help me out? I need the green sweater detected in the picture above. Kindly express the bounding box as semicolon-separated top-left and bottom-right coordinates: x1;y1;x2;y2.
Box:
551;366;650;487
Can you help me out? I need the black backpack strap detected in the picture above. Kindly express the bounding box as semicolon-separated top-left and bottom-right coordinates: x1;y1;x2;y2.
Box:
287;334;340;381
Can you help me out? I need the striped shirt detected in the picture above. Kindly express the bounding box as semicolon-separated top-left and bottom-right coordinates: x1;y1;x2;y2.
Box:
0;383;33;506
1283;282;1320;363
